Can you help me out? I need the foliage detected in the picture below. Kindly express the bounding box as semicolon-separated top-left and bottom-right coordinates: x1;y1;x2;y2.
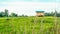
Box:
45;11;60;17
10;13;18;17
5;9;8;17
0;12;5;17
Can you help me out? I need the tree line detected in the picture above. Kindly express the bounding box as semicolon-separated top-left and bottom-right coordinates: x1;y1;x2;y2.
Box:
0;9;60;17
45;10;60;17
0;9;28;17
0;9;18;17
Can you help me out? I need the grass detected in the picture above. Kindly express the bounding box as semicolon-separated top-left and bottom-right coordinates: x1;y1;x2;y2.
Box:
0;17;60;34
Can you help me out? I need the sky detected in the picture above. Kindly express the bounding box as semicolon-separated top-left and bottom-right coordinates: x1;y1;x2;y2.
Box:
0;0;60;16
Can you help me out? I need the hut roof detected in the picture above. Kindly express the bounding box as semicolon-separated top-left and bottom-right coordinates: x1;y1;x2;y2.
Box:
36;11;44;13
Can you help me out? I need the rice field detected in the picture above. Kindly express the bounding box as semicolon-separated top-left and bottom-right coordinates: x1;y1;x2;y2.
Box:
0;17;60;34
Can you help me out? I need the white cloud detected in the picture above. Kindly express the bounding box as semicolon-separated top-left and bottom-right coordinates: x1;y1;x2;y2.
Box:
0;2;60;16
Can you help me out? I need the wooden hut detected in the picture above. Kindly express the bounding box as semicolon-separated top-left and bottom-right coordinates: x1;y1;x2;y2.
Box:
36;11;44;17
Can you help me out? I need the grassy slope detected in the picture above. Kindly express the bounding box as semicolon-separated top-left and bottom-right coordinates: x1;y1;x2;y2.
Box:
0;17;60;34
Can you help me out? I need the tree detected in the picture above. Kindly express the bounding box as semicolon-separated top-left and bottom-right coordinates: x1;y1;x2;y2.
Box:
54;10;60;17
0;12;5;17
24;15;28;17
50;11;54;16
11;13;18;17
21;14;25;17
56;12;60;17
5;9;8;17
45;12;51;16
